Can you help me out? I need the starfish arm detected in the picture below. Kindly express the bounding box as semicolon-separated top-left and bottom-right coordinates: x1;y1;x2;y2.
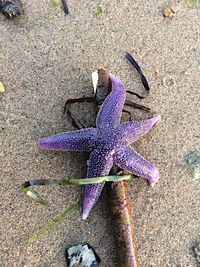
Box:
120;115;161;144
39;128;97;152
113;145;160;186
96;74;126;129
82;149;113;220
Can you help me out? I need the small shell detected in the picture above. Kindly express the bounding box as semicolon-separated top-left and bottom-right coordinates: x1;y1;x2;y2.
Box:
162;7;175;17
0;81;5;93
65;243;101;267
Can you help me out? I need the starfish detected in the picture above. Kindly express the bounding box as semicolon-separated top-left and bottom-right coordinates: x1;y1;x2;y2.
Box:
39;74;161;220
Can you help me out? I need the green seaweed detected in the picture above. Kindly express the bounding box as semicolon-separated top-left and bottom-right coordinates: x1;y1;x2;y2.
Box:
185;0;197;7
20;175;133;204
20;187;47;205
52;0;61;10
94;5;104;17
26;202;81;245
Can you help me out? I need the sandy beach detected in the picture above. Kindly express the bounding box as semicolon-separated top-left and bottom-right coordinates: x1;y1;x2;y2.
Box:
0;0;200;266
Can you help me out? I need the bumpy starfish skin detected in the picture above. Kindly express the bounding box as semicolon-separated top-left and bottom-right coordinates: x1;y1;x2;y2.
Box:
40;74;161;219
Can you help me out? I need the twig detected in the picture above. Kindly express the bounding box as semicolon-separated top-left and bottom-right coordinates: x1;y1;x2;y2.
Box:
109;181;140;267
93;69;140;266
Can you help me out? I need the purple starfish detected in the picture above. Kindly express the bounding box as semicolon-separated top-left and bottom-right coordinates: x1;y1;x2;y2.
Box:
40;74;161;220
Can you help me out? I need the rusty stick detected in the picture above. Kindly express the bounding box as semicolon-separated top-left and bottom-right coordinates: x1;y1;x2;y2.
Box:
109;181;140;267
93;69;140;267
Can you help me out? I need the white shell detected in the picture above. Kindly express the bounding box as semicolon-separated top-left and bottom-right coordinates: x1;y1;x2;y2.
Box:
91;70;98;93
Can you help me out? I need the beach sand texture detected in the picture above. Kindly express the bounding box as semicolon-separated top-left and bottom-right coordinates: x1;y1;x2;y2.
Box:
0;1;200;266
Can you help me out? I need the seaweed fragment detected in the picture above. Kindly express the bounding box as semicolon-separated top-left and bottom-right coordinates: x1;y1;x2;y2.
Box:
20;175;132;204
63;97;94;129
185;0;197;7
94;4;104;17
125;99;150;112
52;0;69;15
63;67;150;130
0;0;22;19
125;52;150;99
26;202;81;245
61;0;69;15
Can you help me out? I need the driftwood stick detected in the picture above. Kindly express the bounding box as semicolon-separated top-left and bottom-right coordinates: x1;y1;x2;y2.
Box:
93;68;141;266
94;69;140;266
109;181;140;267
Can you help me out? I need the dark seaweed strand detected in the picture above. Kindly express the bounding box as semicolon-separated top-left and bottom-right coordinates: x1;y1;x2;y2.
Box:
122;109;132;121
21;179;57;188
63;97;94;129
125;99;150;112
63;65;150;130
66;108;86;129
61;0;69;15
125;52;150;99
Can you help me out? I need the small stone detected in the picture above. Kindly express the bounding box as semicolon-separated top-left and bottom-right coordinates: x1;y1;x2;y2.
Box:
185;150;200;180
65;243;101;267
194;242;200;262
0;0;22;19
162;7;175;17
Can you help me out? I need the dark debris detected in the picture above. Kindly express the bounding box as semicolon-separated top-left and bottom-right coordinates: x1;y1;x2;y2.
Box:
0;0;22;19
65;243;101;267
